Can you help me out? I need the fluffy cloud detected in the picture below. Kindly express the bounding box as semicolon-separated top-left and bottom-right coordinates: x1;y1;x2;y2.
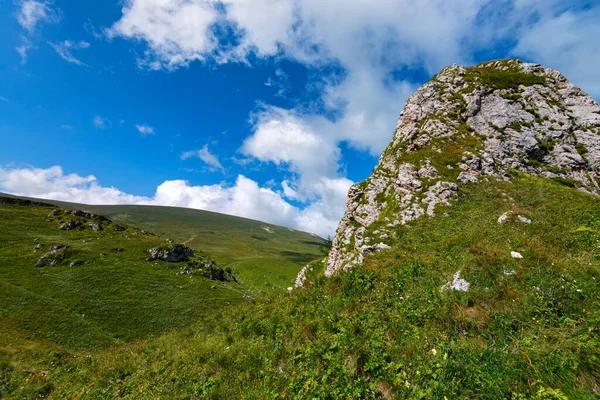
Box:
16;0;59;32
135;124;155;135
0;166;149;205
512;5;600;97
0;165;348;237
181;144;225;172
107;0;222;70
49;40;90;66
242;107;340;181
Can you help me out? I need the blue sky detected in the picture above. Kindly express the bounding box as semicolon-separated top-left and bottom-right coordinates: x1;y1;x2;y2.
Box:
0;0;599;236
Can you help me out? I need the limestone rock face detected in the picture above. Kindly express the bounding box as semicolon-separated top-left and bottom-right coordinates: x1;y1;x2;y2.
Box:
326;59;600;277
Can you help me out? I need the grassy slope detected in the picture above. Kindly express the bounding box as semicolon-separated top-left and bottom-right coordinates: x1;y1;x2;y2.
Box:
4;174;600;398
2;196;324;293
0;200;247;350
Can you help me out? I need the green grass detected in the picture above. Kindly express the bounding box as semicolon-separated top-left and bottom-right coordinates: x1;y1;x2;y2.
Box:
20;197;324;292
464;60;548;91
0;195;323;385
3;174;600;398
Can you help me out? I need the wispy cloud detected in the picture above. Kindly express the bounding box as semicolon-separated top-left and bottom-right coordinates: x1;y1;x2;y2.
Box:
17;0;59;32
264;69;290;97
15;36;35;65
0;96;8;102
135;124;154;135
181;144;225;172
49;40;90;66
93;116;107;129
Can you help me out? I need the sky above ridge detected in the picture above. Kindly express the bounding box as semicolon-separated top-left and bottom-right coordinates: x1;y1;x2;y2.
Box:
1;0;599;237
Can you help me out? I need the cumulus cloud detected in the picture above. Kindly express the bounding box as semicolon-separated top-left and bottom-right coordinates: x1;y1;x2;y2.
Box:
16;0;59;32
243;106;340;181
0;165;149;205
181;144;224;172
49;40;90;66
135;124;154;135
103;0;600;237
0;165;347;236
512;4;600;97
107;0;223;70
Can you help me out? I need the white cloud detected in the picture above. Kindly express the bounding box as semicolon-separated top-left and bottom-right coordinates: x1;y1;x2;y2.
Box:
49;40;90;66
0;165;149;205
93;116;107;129
0;96;8;102
15;36;35;65
107;0;222;70
512;5;600;97
181;144;224;172
243;106;340;181
0;165;347;236
135;124;154;135
102;0;600;236
16;0;59;32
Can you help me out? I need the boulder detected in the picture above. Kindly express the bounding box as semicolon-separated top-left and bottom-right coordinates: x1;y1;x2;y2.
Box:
58;219;82;231
146;244;194;262
35;245;69;267
89;223;103;231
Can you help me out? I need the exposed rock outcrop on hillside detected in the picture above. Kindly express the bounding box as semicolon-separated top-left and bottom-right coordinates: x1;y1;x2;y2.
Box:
326;59;600;277
146;244;195;262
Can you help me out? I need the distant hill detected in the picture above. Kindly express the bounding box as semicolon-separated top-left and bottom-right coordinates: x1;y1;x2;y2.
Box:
0;193;324;292
0;194;323;355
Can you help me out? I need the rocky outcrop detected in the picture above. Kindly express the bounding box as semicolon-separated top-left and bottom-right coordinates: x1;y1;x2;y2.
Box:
146;244;194;262
35;245;69;267
178;260;236;282
59;219;83;231
326;59;600;277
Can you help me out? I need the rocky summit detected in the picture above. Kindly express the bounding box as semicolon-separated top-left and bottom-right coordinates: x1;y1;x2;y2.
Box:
327;59;600;277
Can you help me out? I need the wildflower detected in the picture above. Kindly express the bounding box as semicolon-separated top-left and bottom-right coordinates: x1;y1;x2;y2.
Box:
443;353;448;360
431;348;438;356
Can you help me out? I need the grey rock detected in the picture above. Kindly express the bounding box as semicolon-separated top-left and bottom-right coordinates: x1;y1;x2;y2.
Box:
517;215;532;224
359;243;391;254
48;209;61;217
33;243;44;252
58;219;82;231
89;223;103;231
457;172;478;183
325;59;600;278
146;244;194;262
498;212;510;224
35;245;69;267
441;271;470;292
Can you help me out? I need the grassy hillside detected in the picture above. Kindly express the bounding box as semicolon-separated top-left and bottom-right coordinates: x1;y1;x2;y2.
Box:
0;194;324;292
3;173;600;398
0;195;324;396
